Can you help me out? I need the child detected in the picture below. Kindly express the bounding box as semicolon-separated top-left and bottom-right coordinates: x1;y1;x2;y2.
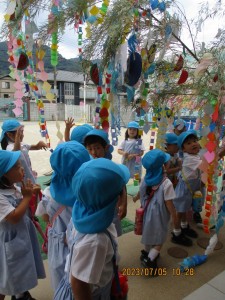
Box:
0;119;48;183
118;121;145;179
173;119;187;136
164;133;182;188
70;158;130;299
173;130;204;241
137;149;190;272
84;129;127;236
64;117;93;144
0;150;45;300
36;141;90;291
84;128;114;159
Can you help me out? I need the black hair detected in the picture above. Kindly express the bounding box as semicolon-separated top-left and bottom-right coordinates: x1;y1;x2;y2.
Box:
84;135;107;148
0;176;12;189
0;131;16;150
182;134;198;149
125;128;140;140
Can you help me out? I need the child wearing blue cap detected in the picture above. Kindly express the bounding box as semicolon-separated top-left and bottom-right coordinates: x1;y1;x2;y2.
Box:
164;133;182;188
64;117;93;144
118;121;145;179
36;141;90;292
69;159;130;299
0;150;45;300
83;129;126;237
138;149;188;272
173;130;204;242
0;119;48;184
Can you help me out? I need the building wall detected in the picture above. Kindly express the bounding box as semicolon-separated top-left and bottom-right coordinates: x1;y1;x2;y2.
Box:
0;77;15;99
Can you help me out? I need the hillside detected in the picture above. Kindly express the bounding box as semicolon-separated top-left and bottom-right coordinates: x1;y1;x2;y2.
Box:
0;41;82;76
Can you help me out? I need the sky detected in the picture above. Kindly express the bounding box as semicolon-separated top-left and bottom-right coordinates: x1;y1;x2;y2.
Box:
0;0;223;59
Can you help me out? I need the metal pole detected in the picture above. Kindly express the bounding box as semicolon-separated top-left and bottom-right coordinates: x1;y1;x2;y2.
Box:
83;74;86;123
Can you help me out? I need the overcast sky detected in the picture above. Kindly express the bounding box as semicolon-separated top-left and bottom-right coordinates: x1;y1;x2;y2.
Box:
0;0;223;59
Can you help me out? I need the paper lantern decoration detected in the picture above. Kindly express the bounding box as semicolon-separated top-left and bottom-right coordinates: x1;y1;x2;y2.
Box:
17;52;29;70
125;51;142;86
99;107;109;118
177;69;188;84
90;63;99;85
174;55;184;72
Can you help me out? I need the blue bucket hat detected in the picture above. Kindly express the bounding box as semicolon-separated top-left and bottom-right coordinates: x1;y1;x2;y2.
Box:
84;129;114;160
72;158;130;233
70;124;93;144
142;149;170;186
127;121;139;129
174;119;186;131
165;133;178;145
0;150;21;177
177;130;198;149
0;119;22;142
50;141;90;206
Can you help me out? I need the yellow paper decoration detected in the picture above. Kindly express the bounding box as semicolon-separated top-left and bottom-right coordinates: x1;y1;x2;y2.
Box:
42;82;51;92
46;92;55;101
90;6;99;16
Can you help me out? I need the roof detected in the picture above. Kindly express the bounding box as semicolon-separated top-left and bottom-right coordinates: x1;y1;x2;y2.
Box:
47;70;90;84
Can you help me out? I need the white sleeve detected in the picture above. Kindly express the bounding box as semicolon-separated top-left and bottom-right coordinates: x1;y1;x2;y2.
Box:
118;140;125;150
0;194;15;222
6;144;14;151
71;234;109;284
35;201;47;216
163;179;176;201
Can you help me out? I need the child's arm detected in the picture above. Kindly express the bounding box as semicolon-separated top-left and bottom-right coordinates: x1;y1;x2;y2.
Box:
64;117;75;142
71;276;92;300
165;160;182;175
165;200;179;229
118;149;129;159
30;141;48;150
13;127;23;150
5;180;34;224
117;185;127;219
133;191;140;203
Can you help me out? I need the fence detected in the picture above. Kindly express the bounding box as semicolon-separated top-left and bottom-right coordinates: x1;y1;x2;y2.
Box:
0;98;133;126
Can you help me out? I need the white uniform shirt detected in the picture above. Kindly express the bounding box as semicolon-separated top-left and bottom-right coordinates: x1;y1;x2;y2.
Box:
0;186;21;222
162;178;176;201
70;223;117;291
182;153;202;180
118;139;145;152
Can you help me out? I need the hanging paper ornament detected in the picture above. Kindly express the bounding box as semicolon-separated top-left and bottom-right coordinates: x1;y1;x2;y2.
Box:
150;0;159;10
174;55;184;72
125;52;142;86
17;52;29;70
177;69;188;84
90;64;99;85
99;107;109;118
158;1;166;12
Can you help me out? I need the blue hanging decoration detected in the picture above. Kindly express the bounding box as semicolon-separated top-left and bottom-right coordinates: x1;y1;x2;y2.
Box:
158;1;166;12
126;85;135;103
165;24;172;41
150;0;159;10
128;33;138;53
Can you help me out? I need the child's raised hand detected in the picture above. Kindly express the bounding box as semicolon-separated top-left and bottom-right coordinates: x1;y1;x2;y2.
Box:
36;141;48;150
65;117;75;129
21;179;34;199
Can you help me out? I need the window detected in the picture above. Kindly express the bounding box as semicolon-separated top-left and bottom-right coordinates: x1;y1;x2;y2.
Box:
4;94;9;98
2;82;10;89
64;83;74;96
